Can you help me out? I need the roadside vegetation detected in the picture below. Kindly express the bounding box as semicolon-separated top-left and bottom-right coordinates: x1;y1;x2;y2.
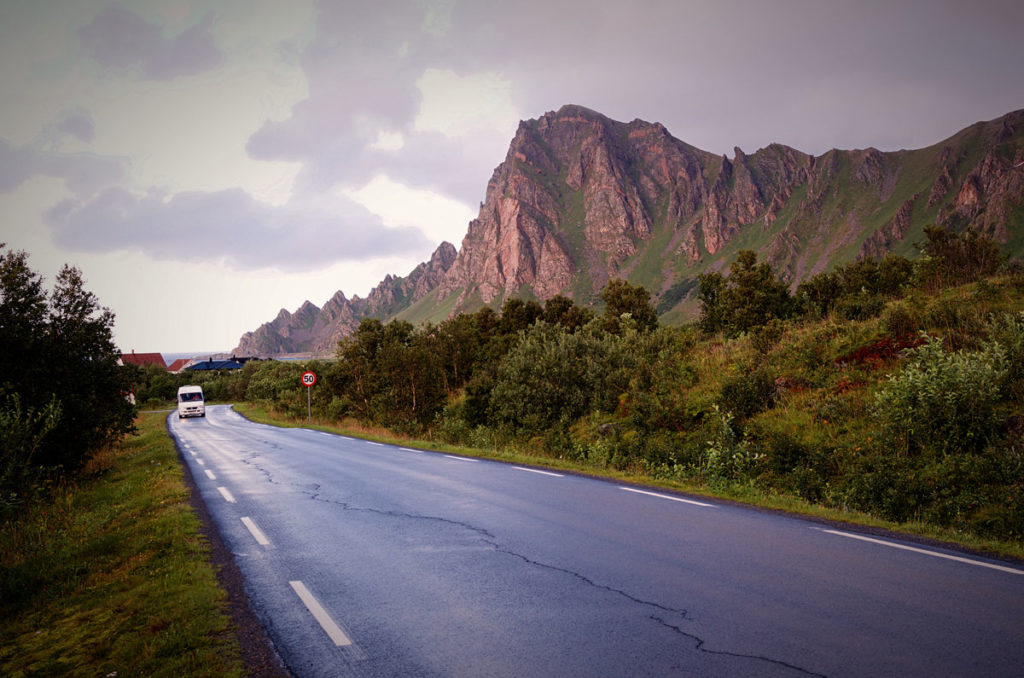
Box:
162;226;1024;558
1;245;244;676
0;411;244;676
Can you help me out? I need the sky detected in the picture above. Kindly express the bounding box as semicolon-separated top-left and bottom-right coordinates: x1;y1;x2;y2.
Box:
1;1;1022;354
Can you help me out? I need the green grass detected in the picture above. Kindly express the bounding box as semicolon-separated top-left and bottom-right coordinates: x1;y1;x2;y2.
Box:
0;412;244;677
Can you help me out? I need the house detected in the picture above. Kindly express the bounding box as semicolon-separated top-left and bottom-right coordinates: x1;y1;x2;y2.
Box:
166;358;193;374
118;351;167;369
186;358;243;371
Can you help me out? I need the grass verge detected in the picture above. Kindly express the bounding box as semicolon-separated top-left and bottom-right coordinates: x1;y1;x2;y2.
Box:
0;411;244;677
235;402;1024;563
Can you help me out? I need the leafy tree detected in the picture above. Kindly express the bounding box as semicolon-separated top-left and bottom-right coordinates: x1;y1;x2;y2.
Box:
794;254;914;320
699;250;792;336
40;265;135;468
916;225;1006;289
498;297;543;335
599;279;658;334
542;295;594;332
0;246;134;480
329;318;445;429
489;322;636;435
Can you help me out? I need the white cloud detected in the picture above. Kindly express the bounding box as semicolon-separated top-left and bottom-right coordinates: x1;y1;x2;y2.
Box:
414;68;519;139
342;174;475;247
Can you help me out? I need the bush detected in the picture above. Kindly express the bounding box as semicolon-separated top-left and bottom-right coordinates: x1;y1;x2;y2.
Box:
0;395;61;516
874;334;1008;455
718;367;776;421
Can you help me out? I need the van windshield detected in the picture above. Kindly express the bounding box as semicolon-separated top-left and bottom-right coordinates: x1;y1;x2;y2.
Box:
180;392;203;402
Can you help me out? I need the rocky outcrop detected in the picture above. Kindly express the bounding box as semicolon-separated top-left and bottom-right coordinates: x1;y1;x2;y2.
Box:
233;241;457;356
236;105;1024;355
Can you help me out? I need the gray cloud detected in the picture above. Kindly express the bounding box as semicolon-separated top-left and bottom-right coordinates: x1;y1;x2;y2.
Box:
242;0;1024;211
77;5;223;80
0;137;127;195
54;110;95;143
45;187;431;272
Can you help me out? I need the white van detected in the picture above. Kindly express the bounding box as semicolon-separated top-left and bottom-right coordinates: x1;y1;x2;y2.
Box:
177;385;205;418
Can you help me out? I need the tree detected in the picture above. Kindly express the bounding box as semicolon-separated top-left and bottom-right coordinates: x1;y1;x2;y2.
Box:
498;297;543;335
0;247;48;407
0;246;134;479
916;225;1006;289
542;295;594;332
39;265;135;469
599;279;658;334
699;250;792;336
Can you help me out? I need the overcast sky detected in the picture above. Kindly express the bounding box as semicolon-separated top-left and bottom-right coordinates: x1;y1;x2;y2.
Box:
2;0;1022;354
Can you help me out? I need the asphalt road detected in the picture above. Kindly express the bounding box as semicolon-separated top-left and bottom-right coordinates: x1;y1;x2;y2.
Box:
168;405;1024;678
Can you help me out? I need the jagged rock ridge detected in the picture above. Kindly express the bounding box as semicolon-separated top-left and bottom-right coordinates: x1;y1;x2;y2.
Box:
234;241;456;356
236;105;1024;356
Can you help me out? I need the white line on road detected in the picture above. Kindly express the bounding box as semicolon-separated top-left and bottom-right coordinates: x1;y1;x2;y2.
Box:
400;447;424;454
817;529;1024;575
445;455;479;462
514;466;564;477
619;487;714;507
241;516;271;546
217;486;236;503
196;458;205;466
204;469;216;480
289;580;353;646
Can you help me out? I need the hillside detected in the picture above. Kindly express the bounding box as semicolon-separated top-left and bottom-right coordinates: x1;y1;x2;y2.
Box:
235;105;1024;356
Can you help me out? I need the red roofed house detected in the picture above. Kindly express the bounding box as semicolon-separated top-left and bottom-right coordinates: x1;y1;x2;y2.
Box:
166;358;192;373
118;350;167;369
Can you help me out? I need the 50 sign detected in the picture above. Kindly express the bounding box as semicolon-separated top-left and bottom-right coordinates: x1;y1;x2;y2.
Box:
301;371;316;422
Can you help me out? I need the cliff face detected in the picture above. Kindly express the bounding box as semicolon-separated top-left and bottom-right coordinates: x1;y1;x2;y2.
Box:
233;241;456;356
236;105;1024;356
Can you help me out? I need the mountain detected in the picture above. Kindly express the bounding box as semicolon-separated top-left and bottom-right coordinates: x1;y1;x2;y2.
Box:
233;241;456;356
234;105;1024;356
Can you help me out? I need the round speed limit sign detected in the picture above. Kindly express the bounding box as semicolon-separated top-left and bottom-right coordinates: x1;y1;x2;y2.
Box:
301;371;317;387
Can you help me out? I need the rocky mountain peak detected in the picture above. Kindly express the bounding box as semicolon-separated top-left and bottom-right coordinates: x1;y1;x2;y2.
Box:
236;106;1024;356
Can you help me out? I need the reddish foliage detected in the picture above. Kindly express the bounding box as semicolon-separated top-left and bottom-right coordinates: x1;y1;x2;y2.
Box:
834;334;926;369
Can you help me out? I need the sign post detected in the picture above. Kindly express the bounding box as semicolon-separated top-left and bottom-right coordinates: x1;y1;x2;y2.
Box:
301;371;317;423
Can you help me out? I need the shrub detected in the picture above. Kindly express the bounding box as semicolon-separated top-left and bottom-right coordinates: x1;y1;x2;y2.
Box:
702;406;763;487
873;334;1008;455
0;394;61;516
718;367;776;421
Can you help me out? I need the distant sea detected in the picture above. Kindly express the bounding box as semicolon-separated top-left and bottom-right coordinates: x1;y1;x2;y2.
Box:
161;351;229;363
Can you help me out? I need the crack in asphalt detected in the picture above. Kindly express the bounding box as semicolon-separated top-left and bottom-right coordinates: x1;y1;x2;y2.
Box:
235;453;827;677
302;488;827;677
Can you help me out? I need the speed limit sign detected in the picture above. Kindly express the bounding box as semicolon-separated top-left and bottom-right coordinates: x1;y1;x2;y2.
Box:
301;371;317;387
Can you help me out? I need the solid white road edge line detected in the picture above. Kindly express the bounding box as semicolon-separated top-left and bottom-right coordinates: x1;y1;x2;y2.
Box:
289;580;353;647
204;469;216;480
514;466;564;477
241;516;271;547
217;486;236;503
619;487;715;507
817;529;1024;575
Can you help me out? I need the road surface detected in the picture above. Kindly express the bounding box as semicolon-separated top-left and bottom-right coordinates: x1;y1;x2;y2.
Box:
168;405;1024;677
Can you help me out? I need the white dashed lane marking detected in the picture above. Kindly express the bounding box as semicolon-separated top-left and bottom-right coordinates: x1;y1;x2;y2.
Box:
817;529;1024;575
241;516;272;547
290;580;353;647
619;487;714;508
514;466;564;477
